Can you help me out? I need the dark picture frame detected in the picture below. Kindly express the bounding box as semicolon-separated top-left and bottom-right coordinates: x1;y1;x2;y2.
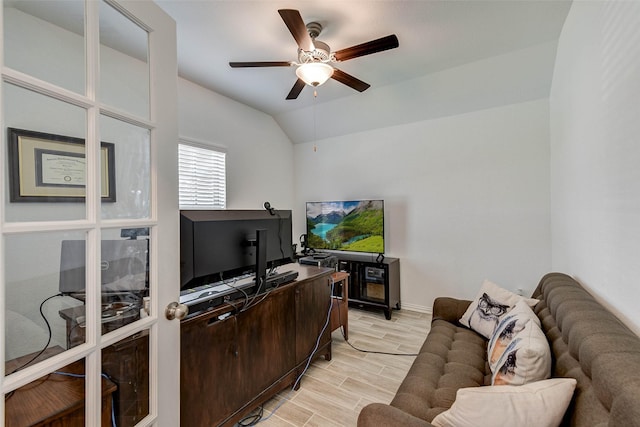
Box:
7;128;116;203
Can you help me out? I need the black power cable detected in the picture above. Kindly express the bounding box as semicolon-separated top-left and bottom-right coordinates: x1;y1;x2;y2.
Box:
335;294;419;357
7;293;62;376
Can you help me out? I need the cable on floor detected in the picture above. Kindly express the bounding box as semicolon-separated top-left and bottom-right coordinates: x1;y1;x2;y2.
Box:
335;298;419;357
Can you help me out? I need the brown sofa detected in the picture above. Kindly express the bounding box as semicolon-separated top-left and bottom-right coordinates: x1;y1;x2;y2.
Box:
358;272;640;426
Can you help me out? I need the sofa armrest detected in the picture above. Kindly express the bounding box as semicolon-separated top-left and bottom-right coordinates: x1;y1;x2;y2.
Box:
432;297;472;324
358;403;435;427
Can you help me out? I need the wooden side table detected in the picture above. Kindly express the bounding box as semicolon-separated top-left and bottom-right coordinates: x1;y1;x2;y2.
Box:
330;271;349;340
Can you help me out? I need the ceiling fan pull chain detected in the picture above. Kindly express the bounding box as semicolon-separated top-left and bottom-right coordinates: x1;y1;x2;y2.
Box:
313;89;318;152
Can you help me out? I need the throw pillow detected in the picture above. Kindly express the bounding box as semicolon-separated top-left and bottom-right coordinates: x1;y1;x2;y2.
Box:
459;280;538;339
487;299;540;368
491;316;551;385
431;378;577;427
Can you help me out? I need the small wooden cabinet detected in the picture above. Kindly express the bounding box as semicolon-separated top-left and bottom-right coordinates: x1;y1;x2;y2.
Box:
338;255;400;319
180;264;333;427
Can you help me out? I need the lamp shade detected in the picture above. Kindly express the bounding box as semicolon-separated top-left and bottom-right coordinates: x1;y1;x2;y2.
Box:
296;62;334;87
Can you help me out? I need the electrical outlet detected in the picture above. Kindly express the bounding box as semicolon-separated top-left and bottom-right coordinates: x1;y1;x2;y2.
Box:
516;288;524;296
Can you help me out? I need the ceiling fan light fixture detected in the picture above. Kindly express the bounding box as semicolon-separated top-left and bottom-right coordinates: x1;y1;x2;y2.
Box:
296;62;334;87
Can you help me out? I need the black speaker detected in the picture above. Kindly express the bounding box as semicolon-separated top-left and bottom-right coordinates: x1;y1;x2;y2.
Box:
299;234;308;254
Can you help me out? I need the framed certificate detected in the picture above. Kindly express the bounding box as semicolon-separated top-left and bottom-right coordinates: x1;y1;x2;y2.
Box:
8;128;116;202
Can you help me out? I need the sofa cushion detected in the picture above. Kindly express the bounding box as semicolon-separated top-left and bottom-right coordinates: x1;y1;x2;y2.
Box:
431;378;577;427
459;279;538;339
487;299;540;367
491;317;551;386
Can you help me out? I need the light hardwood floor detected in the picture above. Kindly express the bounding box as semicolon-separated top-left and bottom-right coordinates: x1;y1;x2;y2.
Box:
244;307;431;427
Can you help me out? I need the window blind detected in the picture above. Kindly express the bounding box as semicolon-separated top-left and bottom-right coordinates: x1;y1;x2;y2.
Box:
178;142;226;209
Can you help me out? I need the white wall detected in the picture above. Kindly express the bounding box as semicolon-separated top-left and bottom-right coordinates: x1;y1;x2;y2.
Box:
177;78;295;213
550;0;640;335
294;98;551;312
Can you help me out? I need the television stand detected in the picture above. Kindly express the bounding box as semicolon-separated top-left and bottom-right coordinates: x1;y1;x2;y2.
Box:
337;254;400;320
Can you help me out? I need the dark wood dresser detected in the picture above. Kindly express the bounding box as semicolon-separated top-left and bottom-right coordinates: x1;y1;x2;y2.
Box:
180;264;333;427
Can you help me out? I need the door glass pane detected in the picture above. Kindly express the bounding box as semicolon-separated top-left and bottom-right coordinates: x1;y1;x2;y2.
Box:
100;115;150;220
99;228;149;336
3;82;87;222
102;331;150;426
4;231;86;370
3;0;85;94
99;0;150;119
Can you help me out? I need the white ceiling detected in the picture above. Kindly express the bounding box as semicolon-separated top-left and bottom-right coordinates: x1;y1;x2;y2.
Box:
156;1;572;143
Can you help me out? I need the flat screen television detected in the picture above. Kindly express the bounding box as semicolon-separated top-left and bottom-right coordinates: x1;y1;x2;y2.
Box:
305;200;385;254
180;209;294;290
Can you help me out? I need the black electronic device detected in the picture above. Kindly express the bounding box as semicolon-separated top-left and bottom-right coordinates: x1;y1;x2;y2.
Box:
265;269;299;289
255;229;268;289
178;268;299;316
299;233;309;255
180;209;294;290
264;201;276;216
299;254;338;269
365;266;385;282
59;239;149;296
120;227;149;239
179;273;256;314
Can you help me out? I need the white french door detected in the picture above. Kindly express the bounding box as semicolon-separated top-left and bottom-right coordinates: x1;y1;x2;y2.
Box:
0;1;179;426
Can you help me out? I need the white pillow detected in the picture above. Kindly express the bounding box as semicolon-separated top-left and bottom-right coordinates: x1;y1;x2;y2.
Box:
431;378;577;427
487;299;540;368
491;317;551;386
459;280;538;339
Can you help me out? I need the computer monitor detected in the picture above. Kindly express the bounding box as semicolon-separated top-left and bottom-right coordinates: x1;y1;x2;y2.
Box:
180;209;294;290
59;239;149;295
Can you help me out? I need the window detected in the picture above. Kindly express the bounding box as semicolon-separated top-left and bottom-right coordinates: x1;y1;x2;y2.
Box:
178;141;226;209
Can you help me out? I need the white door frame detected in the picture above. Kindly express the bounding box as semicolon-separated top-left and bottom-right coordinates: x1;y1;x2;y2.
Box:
0;1;180;425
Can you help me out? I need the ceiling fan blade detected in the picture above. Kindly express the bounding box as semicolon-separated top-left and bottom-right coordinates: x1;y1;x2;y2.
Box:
229;61;292;68
331;69;370;92
333;34;399;62
286;79;306;100
278;9;315;52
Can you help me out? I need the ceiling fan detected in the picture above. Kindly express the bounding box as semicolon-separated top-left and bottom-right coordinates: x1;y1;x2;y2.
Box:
229;9;399;100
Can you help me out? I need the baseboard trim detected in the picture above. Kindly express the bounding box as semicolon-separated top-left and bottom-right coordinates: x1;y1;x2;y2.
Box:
397;302;432;315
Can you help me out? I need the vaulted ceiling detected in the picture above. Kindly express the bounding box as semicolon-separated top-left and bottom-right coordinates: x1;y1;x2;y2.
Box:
157;1;573;143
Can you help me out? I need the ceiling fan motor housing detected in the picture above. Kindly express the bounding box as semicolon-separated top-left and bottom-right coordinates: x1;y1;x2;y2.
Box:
306;21;323;39
298;40;331;63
